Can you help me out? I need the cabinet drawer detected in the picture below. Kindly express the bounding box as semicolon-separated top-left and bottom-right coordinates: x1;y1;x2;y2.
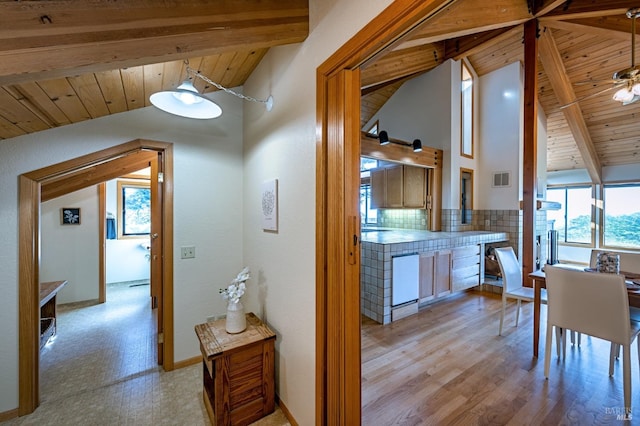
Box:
452;255;479;270
452;274;479;292
452;264;479;281
452;245;480;258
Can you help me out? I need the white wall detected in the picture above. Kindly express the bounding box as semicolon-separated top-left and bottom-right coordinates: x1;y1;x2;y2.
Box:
363;59;459;207
0;91;244;412
41;186;100;304
477;61;523;210
242;0;394;423
105;179;150;284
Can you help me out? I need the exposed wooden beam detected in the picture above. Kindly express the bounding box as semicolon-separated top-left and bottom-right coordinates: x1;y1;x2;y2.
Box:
361;132;442;168
394;0;531;50
361;73;421;96
538;26;602;183
540;16;635;40
541;1;630;20
443;26;521;61
0;0;308;85
533;0;567;17
360;43;444;90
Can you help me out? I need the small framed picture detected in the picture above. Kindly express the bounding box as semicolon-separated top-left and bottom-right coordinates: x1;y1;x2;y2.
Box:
61;208;81;225
261;179;278;232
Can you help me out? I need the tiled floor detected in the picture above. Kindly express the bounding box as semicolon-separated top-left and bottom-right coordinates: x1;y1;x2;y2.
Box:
3;283;289;425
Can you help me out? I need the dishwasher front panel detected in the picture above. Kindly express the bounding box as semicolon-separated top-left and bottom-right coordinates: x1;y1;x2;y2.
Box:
391;253;419;306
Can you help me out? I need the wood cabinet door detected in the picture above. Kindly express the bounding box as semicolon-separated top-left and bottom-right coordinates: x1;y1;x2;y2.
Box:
435;249;452;297
385;165;404;207
403;166;426;208
419;251;436;302
370;168;386;209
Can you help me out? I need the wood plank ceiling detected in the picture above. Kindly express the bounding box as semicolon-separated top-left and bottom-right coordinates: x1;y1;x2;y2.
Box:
359;0;640;178
0;0;639;178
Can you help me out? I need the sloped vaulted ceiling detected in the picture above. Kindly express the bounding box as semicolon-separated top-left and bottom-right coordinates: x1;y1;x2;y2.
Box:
0;0;639;177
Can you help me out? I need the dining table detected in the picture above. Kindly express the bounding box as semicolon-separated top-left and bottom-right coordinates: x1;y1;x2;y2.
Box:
529;266;640;358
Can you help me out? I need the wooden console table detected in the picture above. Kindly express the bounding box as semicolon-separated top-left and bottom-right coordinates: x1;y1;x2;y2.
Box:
40;280;67;349
195;312;276;426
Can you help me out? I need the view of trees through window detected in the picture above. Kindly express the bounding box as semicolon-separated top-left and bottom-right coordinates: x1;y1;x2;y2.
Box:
122;184;150;236
547;183;640;249
604;184;640;249
547;186;592;244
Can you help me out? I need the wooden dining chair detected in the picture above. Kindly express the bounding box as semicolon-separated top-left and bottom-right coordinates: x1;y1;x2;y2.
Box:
544;265;640;418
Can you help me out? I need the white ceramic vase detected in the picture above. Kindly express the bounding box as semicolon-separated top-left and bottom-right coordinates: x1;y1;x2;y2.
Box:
225;300;247;333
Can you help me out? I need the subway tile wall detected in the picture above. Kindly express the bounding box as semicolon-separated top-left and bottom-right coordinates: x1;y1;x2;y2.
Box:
378;209;429;229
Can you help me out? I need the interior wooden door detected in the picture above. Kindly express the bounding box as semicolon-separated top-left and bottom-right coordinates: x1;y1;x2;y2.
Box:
150;153;164;365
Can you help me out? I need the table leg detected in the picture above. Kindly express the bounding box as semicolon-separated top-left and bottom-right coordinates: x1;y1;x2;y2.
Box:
533;278;541;358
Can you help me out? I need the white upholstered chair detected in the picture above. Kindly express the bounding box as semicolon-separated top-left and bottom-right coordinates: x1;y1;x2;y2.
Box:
543;265;640;418
496;247;539;336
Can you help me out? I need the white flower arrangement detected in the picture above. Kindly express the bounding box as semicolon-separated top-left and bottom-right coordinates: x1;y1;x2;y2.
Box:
219;267;251;304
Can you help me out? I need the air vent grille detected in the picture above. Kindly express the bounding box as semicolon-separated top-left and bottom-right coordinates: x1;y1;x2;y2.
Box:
492;171;510;187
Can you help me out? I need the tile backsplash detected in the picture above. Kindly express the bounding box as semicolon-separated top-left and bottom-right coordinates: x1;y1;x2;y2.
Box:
372;208;548;263
377;209;428;229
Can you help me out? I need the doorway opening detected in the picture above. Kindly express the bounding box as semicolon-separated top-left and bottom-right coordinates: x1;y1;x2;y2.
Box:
18;139;174;415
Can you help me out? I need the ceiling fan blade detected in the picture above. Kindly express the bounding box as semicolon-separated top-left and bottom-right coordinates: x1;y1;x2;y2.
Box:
559;84;620;110
572;78;619;86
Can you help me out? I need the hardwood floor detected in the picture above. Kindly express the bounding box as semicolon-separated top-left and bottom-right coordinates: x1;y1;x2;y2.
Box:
362;289;640;425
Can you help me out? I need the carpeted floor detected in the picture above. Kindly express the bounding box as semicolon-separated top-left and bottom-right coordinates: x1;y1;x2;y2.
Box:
3;282;289;425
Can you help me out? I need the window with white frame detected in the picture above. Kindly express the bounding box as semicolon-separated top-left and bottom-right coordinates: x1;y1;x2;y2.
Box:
546;185;593;245
603;183;640;249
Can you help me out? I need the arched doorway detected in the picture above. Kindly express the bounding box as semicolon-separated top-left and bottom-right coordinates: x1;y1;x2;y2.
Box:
18;139;174;415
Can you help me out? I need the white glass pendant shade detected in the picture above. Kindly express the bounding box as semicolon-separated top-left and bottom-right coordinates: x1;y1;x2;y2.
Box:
613;87;635;103
149;79;222;119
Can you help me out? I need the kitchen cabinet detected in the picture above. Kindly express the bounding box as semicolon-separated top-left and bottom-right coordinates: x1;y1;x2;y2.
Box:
370;164;426;209
451;245;481;291
403;165;427;208
419;249;451;303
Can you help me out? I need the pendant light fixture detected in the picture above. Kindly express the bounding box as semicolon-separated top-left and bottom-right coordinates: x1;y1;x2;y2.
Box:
150;61;274;119
412;139;423;152
378;130;390;145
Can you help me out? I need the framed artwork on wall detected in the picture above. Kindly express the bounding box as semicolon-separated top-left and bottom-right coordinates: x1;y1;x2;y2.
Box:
261;179;278;232
61;208;81;225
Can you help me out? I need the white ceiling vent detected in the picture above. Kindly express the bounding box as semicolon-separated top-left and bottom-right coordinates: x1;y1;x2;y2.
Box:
492;171;511;187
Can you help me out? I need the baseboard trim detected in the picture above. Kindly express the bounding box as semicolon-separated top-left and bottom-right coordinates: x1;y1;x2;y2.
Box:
0;408;18;422
276;394;298;426
173;355;201;369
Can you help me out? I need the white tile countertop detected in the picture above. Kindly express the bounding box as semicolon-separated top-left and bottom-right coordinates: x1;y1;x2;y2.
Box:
360;229;509;245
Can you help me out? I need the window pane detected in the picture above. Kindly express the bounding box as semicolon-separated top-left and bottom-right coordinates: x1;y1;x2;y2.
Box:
461;63;473;157
604;184;640;249
546;186;592;244
360;184;377;224
546;188;566;239
565;187;592;244
123;186;150;235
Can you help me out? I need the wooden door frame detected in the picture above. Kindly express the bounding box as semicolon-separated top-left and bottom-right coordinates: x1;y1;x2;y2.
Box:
18;139;174;415
315;1;460;423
